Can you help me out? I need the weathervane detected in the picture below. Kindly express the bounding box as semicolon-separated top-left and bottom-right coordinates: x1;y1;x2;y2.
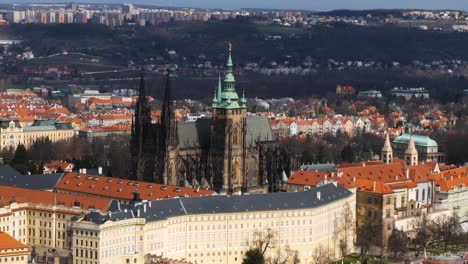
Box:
228;42;232;53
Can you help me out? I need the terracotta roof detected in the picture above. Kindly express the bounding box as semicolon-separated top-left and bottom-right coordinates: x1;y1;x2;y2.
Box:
436;176;468;192
288;170;356;189
44;160;74;171
354;179;394;194
287;170;330;186
339;162;408;184
0;232;28;251
0;185;111;211
407;164;432;183
55;172;216;201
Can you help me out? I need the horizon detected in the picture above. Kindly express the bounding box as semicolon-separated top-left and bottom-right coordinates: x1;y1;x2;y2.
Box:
3;0;468;12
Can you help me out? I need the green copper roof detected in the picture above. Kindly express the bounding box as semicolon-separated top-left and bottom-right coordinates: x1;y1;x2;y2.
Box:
214;44;246;110
393;133;438;148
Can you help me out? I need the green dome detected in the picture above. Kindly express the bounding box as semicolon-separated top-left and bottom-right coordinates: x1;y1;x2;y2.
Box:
393;133;438;147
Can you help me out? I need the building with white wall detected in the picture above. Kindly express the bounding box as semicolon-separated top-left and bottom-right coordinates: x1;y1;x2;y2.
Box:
72;183;356;264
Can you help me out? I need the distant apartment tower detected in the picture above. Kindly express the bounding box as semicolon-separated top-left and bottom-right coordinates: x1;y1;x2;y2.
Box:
122;3;134;15
8;10;25;23
67;2;77;12
39;12;47;24
57;12;65;24
48;12;56;23
74;12;87;23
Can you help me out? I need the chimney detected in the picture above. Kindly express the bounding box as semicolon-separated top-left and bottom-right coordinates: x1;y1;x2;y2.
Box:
316;191;321;200
133;189;141;202
405;168;410;179
331;172;335;178
352;177;356;183
82;168;87;174
98;167;103;175
373;181;376;192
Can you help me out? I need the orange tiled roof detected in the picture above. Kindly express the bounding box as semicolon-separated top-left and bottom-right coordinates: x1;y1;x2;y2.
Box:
354;179;394;194
339;163;408;183
407;164;432;183
0;232;28;251
288;170;330;186
44;160;74;171
0;185;111;211
55;172;216;201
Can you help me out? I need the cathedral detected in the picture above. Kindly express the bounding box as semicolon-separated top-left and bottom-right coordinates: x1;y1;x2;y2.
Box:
129;45;290;194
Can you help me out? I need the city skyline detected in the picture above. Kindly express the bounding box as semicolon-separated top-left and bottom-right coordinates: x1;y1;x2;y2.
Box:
2;0;468;11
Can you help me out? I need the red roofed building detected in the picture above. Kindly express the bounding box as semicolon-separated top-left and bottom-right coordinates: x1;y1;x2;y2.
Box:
432;167;468;220
55;172;216;203
0;185;111;250
0;231;29;264
43;160;75;174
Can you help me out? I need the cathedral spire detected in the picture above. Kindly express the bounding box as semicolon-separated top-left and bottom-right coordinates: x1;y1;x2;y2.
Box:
224;42;236;92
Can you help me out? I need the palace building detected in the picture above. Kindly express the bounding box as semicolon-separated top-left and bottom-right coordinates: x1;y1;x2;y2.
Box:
72;183;356;264
129;44;290;194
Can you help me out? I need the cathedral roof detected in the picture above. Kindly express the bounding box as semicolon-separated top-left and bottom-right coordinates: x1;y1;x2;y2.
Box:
176;116;275;149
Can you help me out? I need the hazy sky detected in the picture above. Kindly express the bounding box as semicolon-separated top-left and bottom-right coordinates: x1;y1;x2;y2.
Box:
143;0;468;11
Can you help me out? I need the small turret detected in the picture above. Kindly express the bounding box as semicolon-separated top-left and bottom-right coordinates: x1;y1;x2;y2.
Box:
381;133;393;164
405;135;418;166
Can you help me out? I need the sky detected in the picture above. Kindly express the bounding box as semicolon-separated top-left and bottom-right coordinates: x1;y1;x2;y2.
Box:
142;0;468;11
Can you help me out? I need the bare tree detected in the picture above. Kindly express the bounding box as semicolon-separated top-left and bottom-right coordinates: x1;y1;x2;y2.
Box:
413;214;432;258
431;213;462;252
267;245;300;264
356;217;380;263
312;244;331;264
388;229;408;259
254;228;276;255
335;202;355;258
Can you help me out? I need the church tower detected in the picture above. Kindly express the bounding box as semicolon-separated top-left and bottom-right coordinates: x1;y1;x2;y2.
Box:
155;72;178;185
405;135;418;166
129;72;156;181
381;133;393;164
210;43;248;194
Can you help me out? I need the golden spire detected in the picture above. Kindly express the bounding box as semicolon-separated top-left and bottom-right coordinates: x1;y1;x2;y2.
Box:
228;42;232;53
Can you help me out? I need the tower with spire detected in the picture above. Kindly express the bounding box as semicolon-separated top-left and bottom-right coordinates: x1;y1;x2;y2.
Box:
210;42;248;194
155;71;178;184
404;135;418;166
381;133;393;164
129;72;156;181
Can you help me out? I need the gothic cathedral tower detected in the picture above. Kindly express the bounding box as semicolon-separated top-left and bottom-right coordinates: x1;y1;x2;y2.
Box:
210;43;248;194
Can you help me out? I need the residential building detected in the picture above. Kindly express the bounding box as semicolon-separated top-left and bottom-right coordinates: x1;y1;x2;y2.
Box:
336;85;355;95
43;161;75;174
0;119;75;150
357;90;382;98
432;167;468;221
0;231;29;264
72;183;356;264
391;87;430;100
0;185;111;251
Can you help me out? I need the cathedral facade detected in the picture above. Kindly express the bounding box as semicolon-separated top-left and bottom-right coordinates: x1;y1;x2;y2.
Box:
129;46;289;194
